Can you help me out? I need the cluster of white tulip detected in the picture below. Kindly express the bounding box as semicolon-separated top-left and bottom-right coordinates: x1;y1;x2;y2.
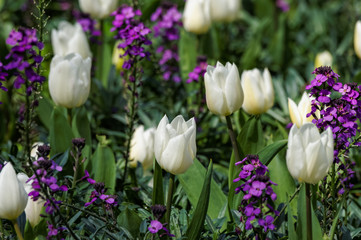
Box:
0;163;43;227
79;0;118;19
354;20;361;59
204;61;274;116
183;0;241;34
129;115;197;176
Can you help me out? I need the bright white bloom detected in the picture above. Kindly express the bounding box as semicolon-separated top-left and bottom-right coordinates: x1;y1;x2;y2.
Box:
204;62;244;116
154;115;197;175
354;21;361;59
286;123;334;184
49;53;91;108
51;21;92;59
183;0;211;34
315;51;333;68
288;92;315;128
79;0;118;19
209;0;240;22
0;163;28;220
241;68;274;115
129;126;156;170
17;173;45;228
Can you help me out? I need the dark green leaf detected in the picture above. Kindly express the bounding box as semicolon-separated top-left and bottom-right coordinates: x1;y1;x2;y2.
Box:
117;208;142;239
152;160;164;205
186;161;213;239
49;106;73;156
257;139;288;166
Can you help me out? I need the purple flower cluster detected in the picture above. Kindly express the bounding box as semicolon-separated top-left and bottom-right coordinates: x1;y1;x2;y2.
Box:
187;56;208;83
306;66;359;193
82;170;118;209
147;204;174;237
0;62;8;103
151;3;182;82
28;145;68;239
3;28;45;95
234;155;278;233
111;5;151;70
275;0;290;12
0;163;2;171
73;10;101;43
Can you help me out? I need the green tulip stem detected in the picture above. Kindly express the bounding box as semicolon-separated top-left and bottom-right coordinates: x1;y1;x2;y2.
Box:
97;19;105;86
12;220;23;240
306;183;312;240
165;174;175;233
225;115;241;164
0;219;4;240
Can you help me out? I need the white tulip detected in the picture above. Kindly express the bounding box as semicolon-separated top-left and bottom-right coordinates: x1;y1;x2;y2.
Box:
315;51;333;68
0;163;28;220
288;92;316;128
17;173;45;228
79;0;118;19
129;126;156;170
154;115;197;175
204;62;244;116
52;21;92;59
183;0;211;34
286;123;334;184
354;21;361;59
241;68;274;115
49;53;91;108
209;0;240;22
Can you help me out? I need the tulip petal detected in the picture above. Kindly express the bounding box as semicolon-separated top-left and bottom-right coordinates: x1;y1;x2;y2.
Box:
288;98;302;128
205;68;228;115
0;163;28;220
286;125;306;181
241;69;265;114
224;63;244;114
262;68;274;109
154;115;170;162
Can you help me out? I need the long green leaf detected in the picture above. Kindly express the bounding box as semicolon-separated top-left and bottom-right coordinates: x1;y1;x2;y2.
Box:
178;159;227;221
91;144;116;193
49;106;73;156
257;139;288;166
186;161;213;239
152;160;164;205
117;208;141;239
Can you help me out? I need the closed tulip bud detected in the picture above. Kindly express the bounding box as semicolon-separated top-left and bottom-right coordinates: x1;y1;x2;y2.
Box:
286;123;334;184
17;174;44;228
288;92;316;128
112;41;126;71
314;51;333;68
0;163;28;221
354;21;361;59
210;0;240;22
79;0;118;19
241;68;274;115
183;0;211;34
52;21;92;59
154;115;197;175
129;126;156;170
204;62;244;116
49;53;91;108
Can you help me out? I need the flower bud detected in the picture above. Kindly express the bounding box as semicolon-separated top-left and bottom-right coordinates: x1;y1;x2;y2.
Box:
51;21;92;59
286;123;333;184
0;163;28;220
314;51;333;68
204;62;244;116
129;126;156;170
49;53;91;108
209;0;240;22
31;142;44;160
183;0;211;34
354;21;361;59
288;92;316;128
154;115;197;175
79;0;118;19
112;41;126;71
17;173;45;228
241;68;274;115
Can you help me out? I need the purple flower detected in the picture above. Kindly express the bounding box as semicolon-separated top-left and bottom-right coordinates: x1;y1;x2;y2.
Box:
148;220;163;233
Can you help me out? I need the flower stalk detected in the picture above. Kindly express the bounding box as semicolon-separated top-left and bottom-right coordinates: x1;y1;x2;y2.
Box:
12;220;24;240
165;174;175;234
306;183;312;240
